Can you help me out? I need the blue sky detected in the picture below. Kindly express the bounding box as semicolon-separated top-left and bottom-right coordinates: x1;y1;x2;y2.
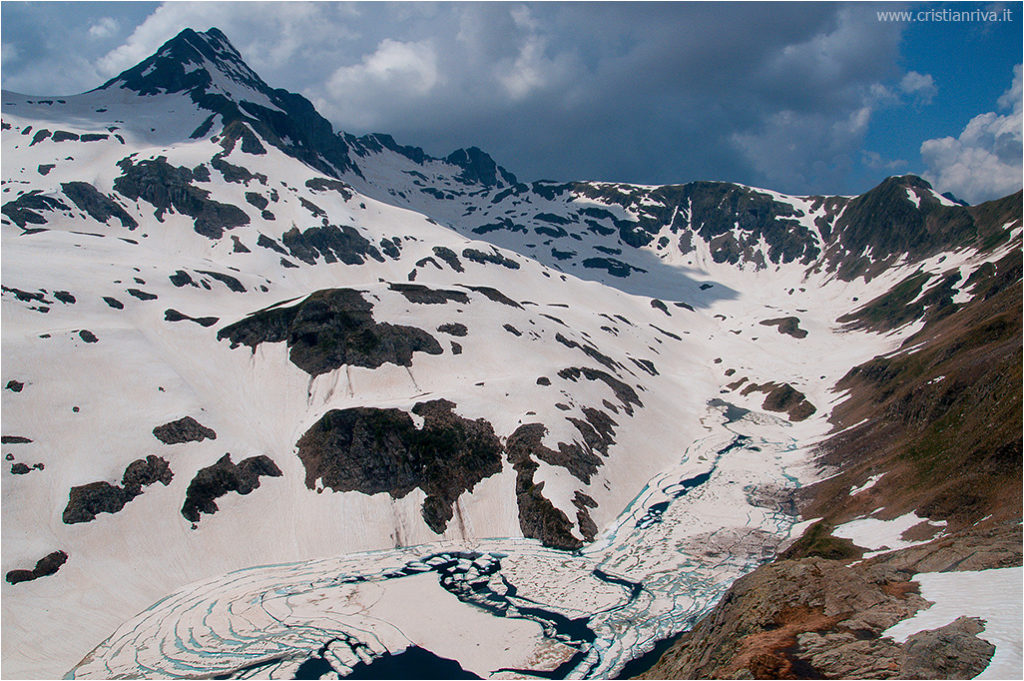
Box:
1;2;1021;203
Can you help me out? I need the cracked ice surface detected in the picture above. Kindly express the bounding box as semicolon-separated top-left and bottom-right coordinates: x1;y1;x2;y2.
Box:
69;406;809;679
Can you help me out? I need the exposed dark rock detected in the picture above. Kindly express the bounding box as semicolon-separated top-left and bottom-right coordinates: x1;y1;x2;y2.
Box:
102;296;124;309
380;237;401;259
437;323;468;337
458;285;523;309
1;436;32;444
557;366;642;414
11;463;31;475
62;481;130;522
503;324;522;337
296;399;503;533
445;146;517;187
113;156;249;238
61;182;138;229
211;155;266;184
536;377;551;386
574;491;598;542
78;329;98;343
37;164;55;176
152;416;217;444
281;224;381;265
180;453;282;522
758;382;817;421
582;257;644;278
51;130;79;142
231;235;250;253
649;323;682;341
432;246;464;272
1;190;69;228
219;121;267;155
29;129;51;145
305;177;354;200
169;270;198;287
197;269;245;292
63;456;173;524
630;357;659;376
121;455;173;493
506;423;583;550
2;286;51;304
650;299;670;315
299;197;326;218
256;233;288;254
5;551;68;585
244;191;268;209
462;247;520;270
163;309;219;326
127;288;158;301
760;316;808;339
6;380;24;392
53;290;76;304
389;283;469;305
451;341;462;355
218;288;443;376
554;334;620;372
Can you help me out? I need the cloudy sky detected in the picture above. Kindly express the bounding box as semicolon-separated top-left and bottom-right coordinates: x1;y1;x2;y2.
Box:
1;1;1021;203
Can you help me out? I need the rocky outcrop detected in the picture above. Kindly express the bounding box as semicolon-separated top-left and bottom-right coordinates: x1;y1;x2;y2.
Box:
280;224;382;265
5;551;68;585
389;283;469;305
218;288;443;376
296;399;502;534
63;455;173;524
635;554;977;679
759;317;808;339
740;381;816;421
61;181;137;230
164;309;219;326
113;156;248;238
898;616;995;679
506;423;584;551
180;454;282;523
152;416;217;444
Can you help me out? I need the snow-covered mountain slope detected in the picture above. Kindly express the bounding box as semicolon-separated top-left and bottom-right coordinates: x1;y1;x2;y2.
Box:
2;27;1020;680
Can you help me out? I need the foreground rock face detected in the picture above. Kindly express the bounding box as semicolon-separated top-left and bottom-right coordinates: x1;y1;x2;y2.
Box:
639;237;1022;680
637;544;1006;680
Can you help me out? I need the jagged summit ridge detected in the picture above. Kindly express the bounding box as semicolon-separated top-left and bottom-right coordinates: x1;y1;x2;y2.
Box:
98;27;265;98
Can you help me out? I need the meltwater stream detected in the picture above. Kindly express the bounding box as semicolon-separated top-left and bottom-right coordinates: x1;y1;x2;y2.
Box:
68;403;805;680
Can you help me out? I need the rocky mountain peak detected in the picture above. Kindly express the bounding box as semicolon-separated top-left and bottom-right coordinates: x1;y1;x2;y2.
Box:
445;146;519;188
98;27;267;100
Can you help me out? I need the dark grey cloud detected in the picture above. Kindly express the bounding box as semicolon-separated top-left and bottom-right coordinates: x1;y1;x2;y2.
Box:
2;2;949;195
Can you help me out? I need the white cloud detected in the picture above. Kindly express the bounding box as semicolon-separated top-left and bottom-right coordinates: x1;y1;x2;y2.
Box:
921;64;1022;204
329;39;438;96
2;42;19;63
88;17;120;40
731;106;876;191
862;150;908;171
323;39;439;128
96;2;348;79
899;70;937;105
